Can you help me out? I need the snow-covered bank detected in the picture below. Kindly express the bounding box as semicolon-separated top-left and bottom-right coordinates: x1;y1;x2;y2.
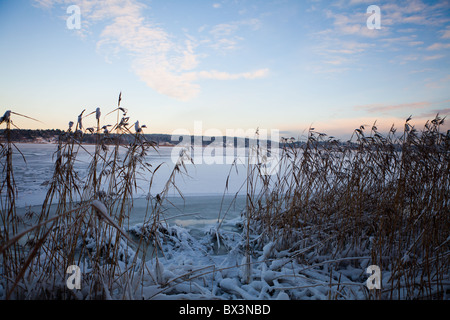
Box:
126;217;372;300
3;205;448;300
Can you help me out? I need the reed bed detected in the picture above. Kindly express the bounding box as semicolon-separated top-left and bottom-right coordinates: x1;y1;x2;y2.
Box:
244;115;449;299
0;95;189;299
1;98;449;300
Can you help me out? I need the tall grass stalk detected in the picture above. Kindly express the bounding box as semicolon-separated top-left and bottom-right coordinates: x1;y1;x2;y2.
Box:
244;115;449;299
0;95;180;299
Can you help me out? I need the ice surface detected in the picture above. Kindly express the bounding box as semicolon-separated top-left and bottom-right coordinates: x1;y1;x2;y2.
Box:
9;144;248;207
8;144;249;235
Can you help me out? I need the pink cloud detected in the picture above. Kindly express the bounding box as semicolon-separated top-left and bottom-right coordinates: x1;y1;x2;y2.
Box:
354;101;431;114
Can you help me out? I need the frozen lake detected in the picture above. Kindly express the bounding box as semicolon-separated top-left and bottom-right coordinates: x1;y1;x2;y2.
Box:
7;143;250;231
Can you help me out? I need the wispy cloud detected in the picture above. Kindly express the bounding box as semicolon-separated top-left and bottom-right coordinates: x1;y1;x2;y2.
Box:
323;9;382;38
353;100;450;129
417;108;450;119
425;75;450;88
327;41;374;55
442;27;450;39
390;51;446;65
312;0;450;74
349;0;374;4
33;0;54;8
426;42;450;51
207;18;262;51
382;1;450;27
34;0;267;101
423;54;445;61
193;69;269;80
409;68;434;74
354;101;431;114
380;35;422;47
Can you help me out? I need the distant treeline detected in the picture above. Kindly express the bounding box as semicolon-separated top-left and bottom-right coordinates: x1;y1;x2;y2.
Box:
0;129;276;148
0;129;65;143
0;129;176;145
1;129;376;149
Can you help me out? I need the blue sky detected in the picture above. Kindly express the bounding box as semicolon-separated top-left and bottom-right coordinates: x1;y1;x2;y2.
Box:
1;0;449;139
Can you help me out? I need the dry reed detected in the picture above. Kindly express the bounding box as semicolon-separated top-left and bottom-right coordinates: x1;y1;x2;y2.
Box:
1;101;448;300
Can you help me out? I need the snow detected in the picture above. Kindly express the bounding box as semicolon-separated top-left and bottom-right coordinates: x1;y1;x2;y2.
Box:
2;144;449;300
118;215;375;300
92;200;108;216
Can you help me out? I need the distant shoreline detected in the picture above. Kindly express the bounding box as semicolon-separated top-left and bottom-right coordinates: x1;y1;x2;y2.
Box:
12;141;177;147
0;128;283;148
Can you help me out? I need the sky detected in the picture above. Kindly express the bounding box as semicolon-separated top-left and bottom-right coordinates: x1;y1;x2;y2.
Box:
0;0;449;140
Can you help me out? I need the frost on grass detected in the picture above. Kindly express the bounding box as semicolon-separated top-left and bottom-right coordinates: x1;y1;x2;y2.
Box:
1;110;449;300
120;217;377;300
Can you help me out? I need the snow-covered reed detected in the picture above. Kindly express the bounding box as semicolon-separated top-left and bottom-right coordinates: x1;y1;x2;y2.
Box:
1;99;448;300
243;116;449;299
0;94;164;299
